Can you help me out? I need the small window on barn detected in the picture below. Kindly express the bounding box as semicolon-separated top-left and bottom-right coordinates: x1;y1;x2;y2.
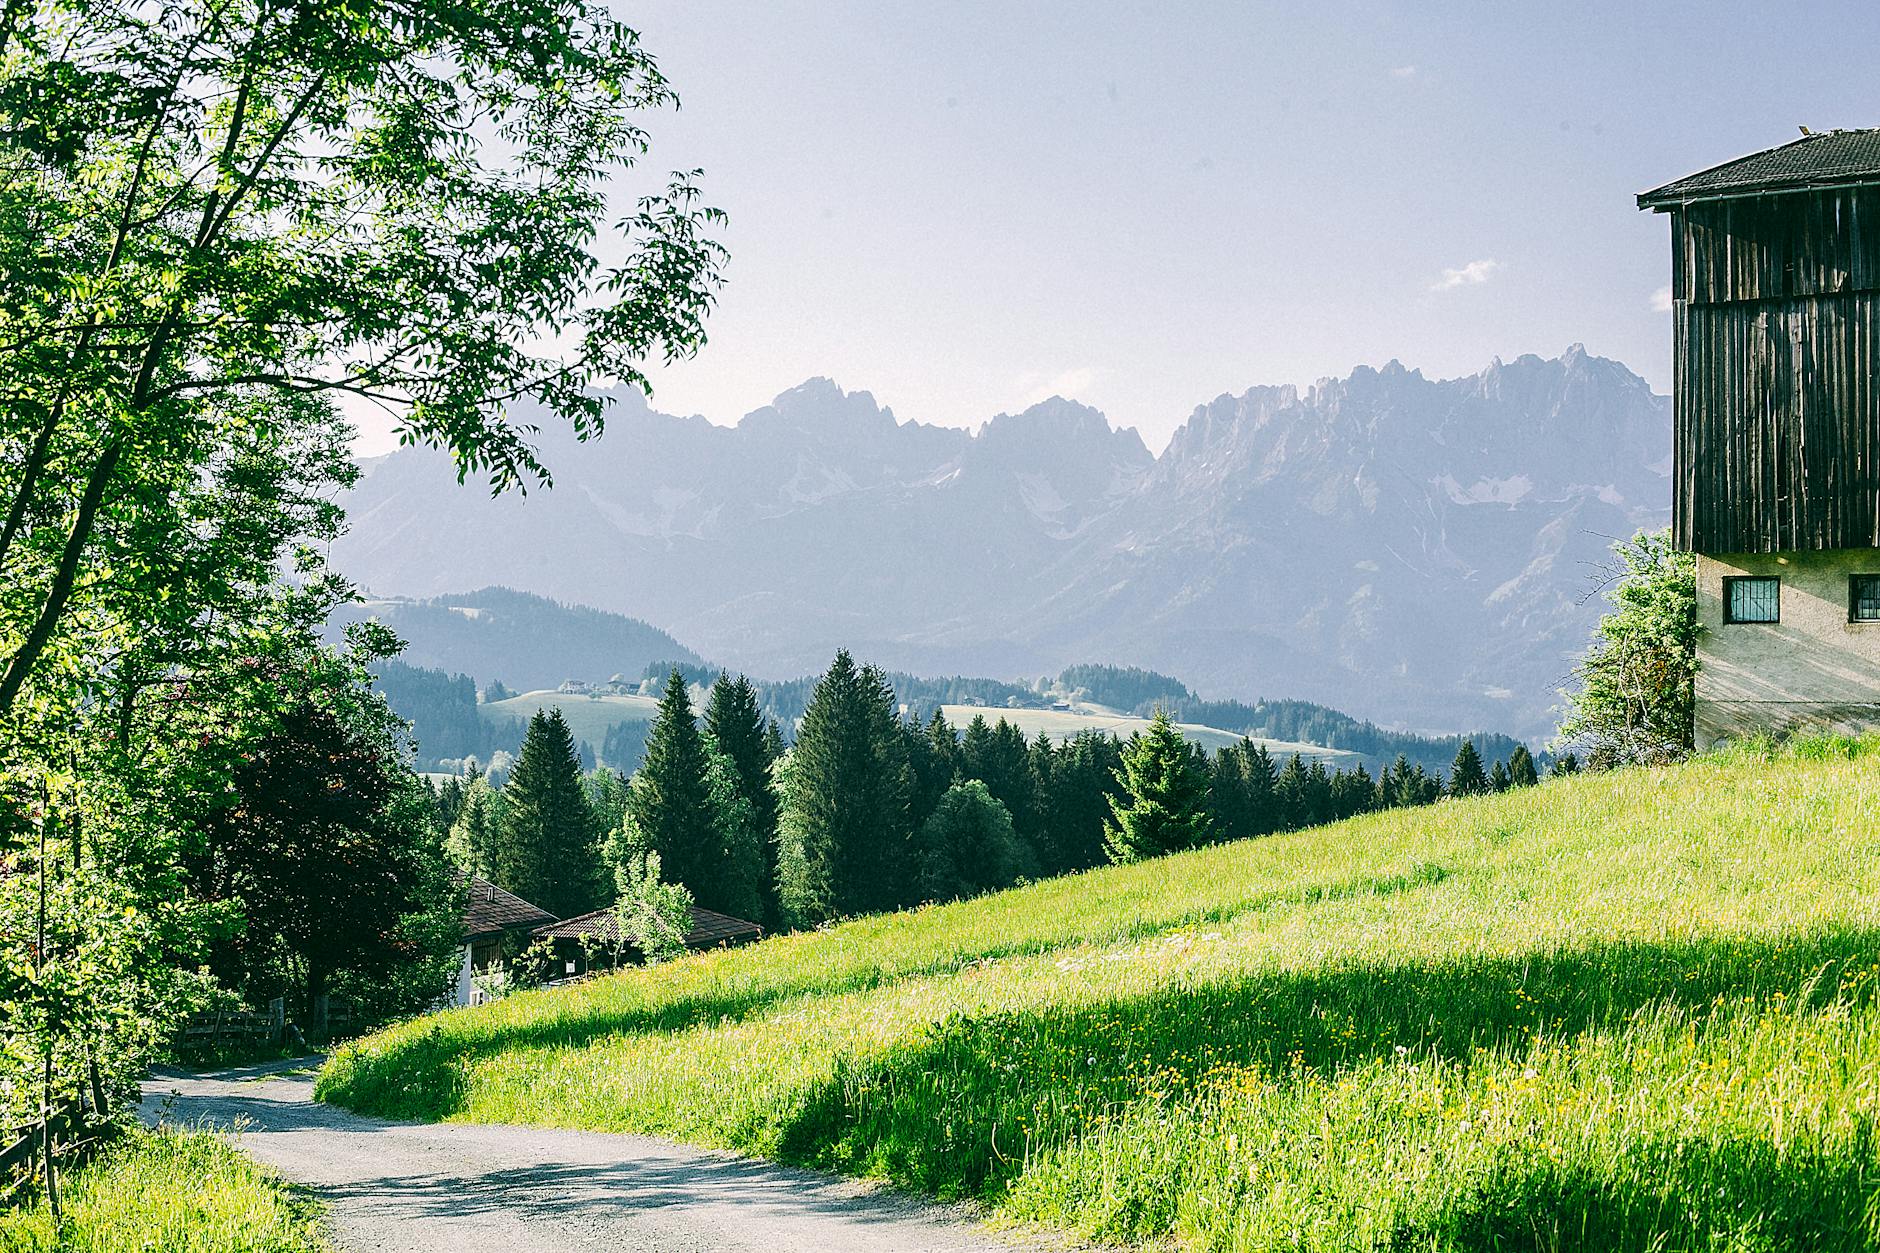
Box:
1852;575;1880;622
1723;576;1780;624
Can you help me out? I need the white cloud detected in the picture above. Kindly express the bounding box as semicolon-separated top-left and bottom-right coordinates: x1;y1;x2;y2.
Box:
1650;284;1674;313
1018;367;1100;407
1390;65;1417;79
1431;258;1501;291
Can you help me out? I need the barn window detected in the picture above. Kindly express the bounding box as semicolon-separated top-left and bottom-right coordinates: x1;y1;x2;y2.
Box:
1723;576;1780;624
1852;575;1880;622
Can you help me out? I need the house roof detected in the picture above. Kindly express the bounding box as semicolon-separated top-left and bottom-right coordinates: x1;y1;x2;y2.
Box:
462;875;556;937
1640;129;1880;209
533;903;762;950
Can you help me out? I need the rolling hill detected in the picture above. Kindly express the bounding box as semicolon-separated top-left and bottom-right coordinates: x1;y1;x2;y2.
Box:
321;737;1880;1251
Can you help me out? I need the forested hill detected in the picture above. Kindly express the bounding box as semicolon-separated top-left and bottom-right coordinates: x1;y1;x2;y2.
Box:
329;588;698;693
374;638;1527;778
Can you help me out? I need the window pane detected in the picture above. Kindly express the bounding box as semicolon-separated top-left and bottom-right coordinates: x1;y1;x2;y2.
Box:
1854;575;1880;622
1726;577;1779;624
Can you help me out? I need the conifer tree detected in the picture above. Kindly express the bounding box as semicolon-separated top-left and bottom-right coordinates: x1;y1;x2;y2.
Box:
1242;742;1280;834
625;670;718;899
1489;759;1512;792
445;770;502;879
494;709;601;918
1331;763;1376;820
1275;753;1312;830
1508;744;1540;788
1450;739;1489;796
776;652;912;924
1103;712;1213;863
1046;731;1125;872
1208;744;1255;842
704;673;783;925
701;737;768;922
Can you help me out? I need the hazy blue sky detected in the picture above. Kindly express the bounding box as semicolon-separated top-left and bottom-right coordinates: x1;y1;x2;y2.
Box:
357;1;1880;454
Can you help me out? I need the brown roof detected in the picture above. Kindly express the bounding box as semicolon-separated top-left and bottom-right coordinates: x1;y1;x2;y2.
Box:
1640;129;1880;209
461;875;556;937
533;903;762;950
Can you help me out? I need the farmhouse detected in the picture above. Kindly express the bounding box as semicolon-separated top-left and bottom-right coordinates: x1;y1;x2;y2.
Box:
532;904;763;979
1641;130;1880;747
455;875;555;1006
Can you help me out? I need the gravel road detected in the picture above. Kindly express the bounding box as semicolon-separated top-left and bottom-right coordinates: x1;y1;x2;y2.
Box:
141;1060;1043;1253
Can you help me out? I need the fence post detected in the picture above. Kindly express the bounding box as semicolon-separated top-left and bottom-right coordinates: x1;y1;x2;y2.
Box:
269;997;285;1044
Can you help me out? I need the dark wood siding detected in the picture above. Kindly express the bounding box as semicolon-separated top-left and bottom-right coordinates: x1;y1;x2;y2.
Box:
1673;190;1880;305
1671;191;1880;553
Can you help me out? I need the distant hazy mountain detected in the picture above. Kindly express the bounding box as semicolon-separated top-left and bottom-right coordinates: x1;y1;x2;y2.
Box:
329;587;698;694
333;348;1669;739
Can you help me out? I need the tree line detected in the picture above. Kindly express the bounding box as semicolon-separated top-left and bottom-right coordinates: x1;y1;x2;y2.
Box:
445;652;1547;932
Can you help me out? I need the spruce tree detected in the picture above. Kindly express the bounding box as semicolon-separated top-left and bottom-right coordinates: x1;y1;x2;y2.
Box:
1450;739;1489;796
776;651;912;924
1242;742;1280;834
1275;753;1312;830
1508;744;1540;788
701;737;768;922
494;709;600;918
1103;711;1213;864
626;670;717;901
1489;759;1512;792
704;673;783;926
1208;744;1254;842
1046;731;1124;872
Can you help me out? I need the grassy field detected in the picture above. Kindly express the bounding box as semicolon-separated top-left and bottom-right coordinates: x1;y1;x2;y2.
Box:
320;737;1880;1251
0;1127;327;1252
481;688;662;747
936;703;1356;763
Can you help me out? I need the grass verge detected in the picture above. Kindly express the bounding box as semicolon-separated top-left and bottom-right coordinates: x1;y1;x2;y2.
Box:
319;736;1880;1251
0;1126;327;1253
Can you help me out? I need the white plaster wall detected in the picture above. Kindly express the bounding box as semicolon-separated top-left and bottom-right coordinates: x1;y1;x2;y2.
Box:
1695;549;1880;746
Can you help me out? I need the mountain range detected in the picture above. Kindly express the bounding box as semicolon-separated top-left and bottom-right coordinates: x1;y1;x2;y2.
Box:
333;347;1670;740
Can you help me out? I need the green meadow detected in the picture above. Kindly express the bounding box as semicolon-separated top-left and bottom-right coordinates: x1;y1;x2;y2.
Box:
935;703;1356;763
0;1127;327;1253
319;738;1880;1251
480;688;662;747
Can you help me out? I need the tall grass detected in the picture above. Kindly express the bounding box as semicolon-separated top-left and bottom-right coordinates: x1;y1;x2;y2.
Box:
319;739;1880;1250
0;1126;327;1252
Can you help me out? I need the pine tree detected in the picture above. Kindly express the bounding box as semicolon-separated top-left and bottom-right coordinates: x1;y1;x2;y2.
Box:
494;709;600;918
624;670;718;902
701;736;768;922
1450;739;1489;796
1275;753;1312;830
1103;711;1213;863
1508;744;1540;788
775;651;912;924
1242;742;1279;834
704;673;783;926
1208;744;1254;842
1046;731;1124;872
445;770;501;878
1489;760;1511;792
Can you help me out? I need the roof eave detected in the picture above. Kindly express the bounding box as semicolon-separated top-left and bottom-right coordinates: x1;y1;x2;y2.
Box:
1639;173;1880;211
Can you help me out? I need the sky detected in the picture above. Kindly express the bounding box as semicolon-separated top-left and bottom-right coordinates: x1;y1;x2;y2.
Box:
353;1;1880;455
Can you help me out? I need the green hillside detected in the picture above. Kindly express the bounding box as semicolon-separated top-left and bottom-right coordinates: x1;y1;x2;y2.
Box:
481;688;664;749
320;739;1880;1251
939;702;1356;763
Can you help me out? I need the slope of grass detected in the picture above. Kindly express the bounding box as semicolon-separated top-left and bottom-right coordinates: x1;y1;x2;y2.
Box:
320;738;1880;1251
0;1127;327;1252
936;703;1357;762
480;688;662;747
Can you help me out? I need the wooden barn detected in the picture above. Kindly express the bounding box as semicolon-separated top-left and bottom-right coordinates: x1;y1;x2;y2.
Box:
1640;130;1880;747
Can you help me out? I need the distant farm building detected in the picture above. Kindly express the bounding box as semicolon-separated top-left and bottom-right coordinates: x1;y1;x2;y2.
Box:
456;875;555;1006
532;905;763;978
1641;130;1880;746
557;678;591;695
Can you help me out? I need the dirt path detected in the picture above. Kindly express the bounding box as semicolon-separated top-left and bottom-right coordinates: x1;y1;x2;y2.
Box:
141;1060;1041;1253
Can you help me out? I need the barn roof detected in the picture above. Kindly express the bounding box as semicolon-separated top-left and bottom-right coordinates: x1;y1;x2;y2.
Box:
1640;129;1880;209
461;875;556;937
533;903;762;950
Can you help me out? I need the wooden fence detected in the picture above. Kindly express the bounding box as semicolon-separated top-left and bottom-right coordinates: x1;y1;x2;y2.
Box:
1;1102;101;1204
